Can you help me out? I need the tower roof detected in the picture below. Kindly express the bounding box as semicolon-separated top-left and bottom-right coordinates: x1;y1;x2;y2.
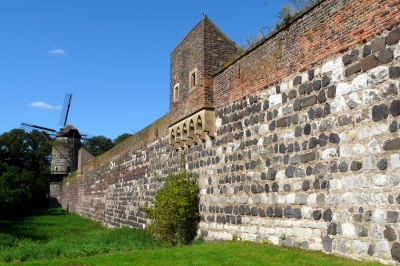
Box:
56;124;81;138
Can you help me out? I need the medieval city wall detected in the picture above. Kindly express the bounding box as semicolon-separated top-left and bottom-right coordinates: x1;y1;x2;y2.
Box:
61;0;400;263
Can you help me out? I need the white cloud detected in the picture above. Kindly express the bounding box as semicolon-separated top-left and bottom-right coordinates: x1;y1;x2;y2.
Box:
29;101;62;110
48;48;66;55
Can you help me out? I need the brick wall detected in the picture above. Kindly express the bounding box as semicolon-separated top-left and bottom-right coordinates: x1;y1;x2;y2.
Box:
61;0;400;263
214;0;400;108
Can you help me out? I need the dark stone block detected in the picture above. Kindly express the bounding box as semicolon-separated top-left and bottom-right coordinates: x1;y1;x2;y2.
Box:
288;90;297;99
339;161;348;172
327;222;337;235
306;166;313;176
384;226;397;241
313;80;321;91
351;49;359;61
358;226;368;237
293;98;302;111
294;142;300;152
269;120;276;131
330;161;338;173
390;66;400;79
302;180;310;191
323;208;333;222
284;206;293;218
263;99;269;110
267;168;276;180
377;158;386;170
321;180;330;189
275;207;282;218
313;178;320;189
284;184;291;191
244;206;251;215
304;124;311;135
324;103;330;115
372;103;389;122
258;208;266;217
265;158;271;167
239;205;244;215
308;69;314;80
371;37;386;53
315;107;324;118
272;182;279;192
291;114;298;124
308;107;315;120
317;89;326;103
365;210;372;222
294;208;302;219
265;184;269;193
322;75;330;87
282;92;287;103
273;133;278;142
319;133;328;146
276;85;281;94
387;28;400;45
345;63;361;77
338;114;351;126
390;100;400;117
302;140;308;150
329;133;340;144
251;184;257;193
251;207;258;216
388;211;399;223
277;117;288;127
390;121;398;133
285;165;296;178
306;84;313;94
283;155;289;164
293;76;302;85
368;243;374;256
353;214;362;222
302;95;317;108
287;143;293;153
342;54;352;65
383;137;400;151
392;242;400;262
309;137;319;149
299;84;307;95
295;125;302;137
378;48;394;64
361;54;379;72
322;235;332;252
350;161;362;171
362;44;371;57
327;85;336;98
267;207;274;217
301;150;316;163
358;207;363;213
313;210;321;220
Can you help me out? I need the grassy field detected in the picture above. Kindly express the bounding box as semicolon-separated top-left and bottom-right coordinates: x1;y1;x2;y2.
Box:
0;209;382;265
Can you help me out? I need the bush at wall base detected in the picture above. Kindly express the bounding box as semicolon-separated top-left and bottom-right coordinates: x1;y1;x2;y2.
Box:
141;155;199;246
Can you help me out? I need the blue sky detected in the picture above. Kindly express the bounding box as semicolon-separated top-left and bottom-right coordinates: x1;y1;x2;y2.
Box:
0;0;287;140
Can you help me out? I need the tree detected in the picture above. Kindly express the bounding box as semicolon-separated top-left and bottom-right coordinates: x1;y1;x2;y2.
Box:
83;135;114;156
114;133;133;146
141;155;199;246
0;129;52;218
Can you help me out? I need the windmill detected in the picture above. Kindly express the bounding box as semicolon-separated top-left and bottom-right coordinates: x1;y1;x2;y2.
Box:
21;93;88;176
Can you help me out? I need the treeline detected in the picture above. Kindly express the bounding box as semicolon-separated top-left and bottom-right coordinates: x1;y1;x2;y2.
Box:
0;129;51;219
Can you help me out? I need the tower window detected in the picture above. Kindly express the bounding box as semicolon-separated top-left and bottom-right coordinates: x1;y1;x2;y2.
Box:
174;83;179;102
189;69;197;90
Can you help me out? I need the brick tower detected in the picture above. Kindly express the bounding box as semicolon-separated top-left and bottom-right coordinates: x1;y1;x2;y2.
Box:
169;16;238;149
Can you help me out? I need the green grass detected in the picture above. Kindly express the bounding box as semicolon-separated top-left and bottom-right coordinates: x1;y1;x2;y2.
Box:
0;209;382;265
0;208;162;263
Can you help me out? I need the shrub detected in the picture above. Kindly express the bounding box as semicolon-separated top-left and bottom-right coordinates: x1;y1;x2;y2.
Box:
142;155;199;246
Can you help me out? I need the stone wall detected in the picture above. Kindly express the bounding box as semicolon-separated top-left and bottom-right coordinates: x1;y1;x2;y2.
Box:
61;0;400;263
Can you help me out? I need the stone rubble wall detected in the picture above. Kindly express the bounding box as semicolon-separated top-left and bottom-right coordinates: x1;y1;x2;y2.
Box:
60;0;400;263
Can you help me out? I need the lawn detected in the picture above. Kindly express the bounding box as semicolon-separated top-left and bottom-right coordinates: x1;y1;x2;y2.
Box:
0;208;382;265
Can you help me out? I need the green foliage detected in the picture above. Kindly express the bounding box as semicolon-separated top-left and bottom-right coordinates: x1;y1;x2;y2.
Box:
0;208;162;262
83;135;115;156
113;133;133;146
142;155;199;246
0;129;52;218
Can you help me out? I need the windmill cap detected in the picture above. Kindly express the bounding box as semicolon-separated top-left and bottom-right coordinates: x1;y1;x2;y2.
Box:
56;124;82;138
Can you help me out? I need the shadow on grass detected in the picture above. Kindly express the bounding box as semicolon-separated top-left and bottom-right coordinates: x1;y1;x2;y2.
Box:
0;208;68;243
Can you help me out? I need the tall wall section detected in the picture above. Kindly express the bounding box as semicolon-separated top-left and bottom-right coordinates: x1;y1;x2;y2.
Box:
61;0;400;263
